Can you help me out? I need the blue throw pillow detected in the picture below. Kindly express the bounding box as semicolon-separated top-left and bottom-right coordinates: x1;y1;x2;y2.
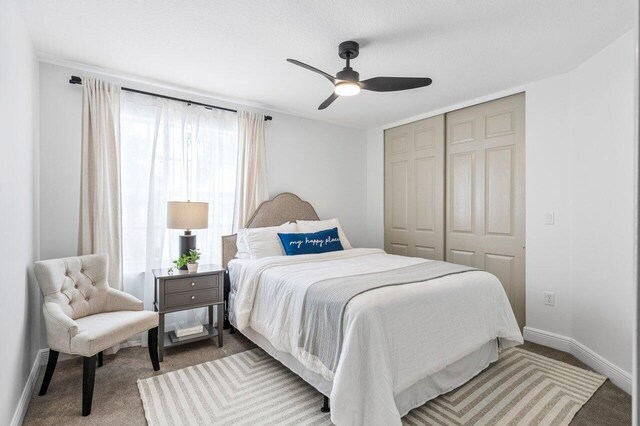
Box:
277;227;344;256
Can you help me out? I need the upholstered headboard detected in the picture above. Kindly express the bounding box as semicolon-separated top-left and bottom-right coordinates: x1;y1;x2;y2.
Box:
221;192;319;268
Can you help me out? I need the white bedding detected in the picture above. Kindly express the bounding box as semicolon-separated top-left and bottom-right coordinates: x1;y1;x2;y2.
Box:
229;258;251;292
231;248;523;426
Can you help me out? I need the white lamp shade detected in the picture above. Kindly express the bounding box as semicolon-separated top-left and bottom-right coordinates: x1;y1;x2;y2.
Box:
167;201;209;230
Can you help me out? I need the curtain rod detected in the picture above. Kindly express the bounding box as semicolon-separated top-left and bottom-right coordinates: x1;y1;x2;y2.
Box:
69;76;273;121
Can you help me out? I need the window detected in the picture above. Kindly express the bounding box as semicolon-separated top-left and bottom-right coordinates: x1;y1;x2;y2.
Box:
120;92;237;323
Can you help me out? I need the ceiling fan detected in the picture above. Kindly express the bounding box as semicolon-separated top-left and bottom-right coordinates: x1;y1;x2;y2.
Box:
287;41;432;110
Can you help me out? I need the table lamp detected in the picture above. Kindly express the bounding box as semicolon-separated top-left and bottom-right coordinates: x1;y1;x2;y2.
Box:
167;201;209;269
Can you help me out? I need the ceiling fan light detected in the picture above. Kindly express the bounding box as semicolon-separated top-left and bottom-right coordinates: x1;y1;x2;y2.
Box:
335;82;360;96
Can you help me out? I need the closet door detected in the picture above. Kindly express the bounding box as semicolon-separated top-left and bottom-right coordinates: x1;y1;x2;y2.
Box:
446;93;525;328
384;115;445;260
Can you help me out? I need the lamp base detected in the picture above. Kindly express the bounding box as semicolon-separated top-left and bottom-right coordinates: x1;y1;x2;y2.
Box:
178;233;196;270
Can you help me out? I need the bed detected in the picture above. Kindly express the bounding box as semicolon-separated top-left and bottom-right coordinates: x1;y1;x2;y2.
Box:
222;193;523;426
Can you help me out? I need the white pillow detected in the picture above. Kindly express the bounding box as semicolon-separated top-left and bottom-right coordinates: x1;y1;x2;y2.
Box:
296;218;352;249
235;229;250;259
239;222;298;259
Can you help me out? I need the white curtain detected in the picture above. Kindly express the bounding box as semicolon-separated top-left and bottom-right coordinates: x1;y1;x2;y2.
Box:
120;92;237;330
233;111;269;230
78;77;123;290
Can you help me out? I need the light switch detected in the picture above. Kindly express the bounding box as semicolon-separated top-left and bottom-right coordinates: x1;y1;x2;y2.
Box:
544;211;555;225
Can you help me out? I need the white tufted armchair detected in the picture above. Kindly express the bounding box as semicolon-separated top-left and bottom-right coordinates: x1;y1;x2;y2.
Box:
34;253;160;416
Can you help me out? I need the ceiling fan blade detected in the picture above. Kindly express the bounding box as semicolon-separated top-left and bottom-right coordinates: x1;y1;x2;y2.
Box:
287;59;336;84
318;92;339;110
359;77;432;92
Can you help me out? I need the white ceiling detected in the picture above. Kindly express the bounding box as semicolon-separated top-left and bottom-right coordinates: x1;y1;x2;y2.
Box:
21;0;635;129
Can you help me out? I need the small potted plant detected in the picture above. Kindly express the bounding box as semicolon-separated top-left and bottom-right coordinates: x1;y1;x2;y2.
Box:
187;248;201;273
168;249;202;273
170;254;189;273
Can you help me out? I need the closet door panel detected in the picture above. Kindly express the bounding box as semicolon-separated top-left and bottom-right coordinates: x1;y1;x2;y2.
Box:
485;253;516;308
446;93;526;328
385;115;444;260
485;146;514;236
449;152;475;234
415;246;436;260
384;128;409;255
390;160;409;231
449;249;475;267
415;156;436;232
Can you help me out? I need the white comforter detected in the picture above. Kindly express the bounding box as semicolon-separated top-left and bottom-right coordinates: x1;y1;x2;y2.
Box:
233;248;523;426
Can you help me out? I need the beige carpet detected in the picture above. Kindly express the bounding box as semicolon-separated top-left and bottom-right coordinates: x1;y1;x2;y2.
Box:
138;347;605;426
22;332;629;425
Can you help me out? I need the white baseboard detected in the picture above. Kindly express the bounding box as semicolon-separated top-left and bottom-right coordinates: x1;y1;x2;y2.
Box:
523;326;632;394
11;348;47;426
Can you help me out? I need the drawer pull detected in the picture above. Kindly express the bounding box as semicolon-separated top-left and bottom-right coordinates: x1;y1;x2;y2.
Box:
191;296;196;300
191;282;196;286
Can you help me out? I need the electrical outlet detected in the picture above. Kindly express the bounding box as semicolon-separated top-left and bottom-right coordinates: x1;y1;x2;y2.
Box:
544;291;555;306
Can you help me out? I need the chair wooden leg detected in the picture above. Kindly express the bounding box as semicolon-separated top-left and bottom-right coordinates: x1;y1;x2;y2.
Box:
39;349;59;396
82;355;97;416
148;327;160;371
97;351;104;368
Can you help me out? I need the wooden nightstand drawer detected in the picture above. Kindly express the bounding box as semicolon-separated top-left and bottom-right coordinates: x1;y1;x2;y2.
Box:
165;288;219;309
164;275;218;295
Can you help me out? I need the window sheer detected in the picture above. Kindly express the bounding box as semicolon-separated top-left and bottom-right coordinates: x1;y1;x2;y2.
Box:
120;92;237;330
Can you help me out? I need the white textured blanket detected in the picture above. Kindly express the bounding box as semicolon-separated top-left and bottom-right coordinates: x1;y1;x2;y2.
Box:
232;249;523;426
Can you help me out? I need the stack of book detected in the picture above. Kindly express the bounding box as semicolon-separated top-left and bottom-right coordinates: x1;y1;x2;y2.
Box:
169;323;209;343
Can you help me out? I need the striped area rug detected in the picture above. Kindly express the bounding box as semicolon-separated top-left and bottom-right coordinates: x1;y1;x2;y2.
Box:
137;347;605;426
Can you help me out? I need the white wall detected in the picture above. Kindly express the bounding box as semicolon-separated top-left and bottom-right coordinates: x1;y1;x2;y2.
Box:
38;63;83;260
266;115;367;244
525;30;636;391
365;30;636;391
38;62;367;261
0;0;41;424
566;31;634;373
525;73;575;339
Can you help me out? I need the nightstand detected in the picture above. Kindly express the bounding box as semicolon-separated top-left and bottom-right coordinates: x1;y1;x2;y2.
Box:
152;265;225;361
